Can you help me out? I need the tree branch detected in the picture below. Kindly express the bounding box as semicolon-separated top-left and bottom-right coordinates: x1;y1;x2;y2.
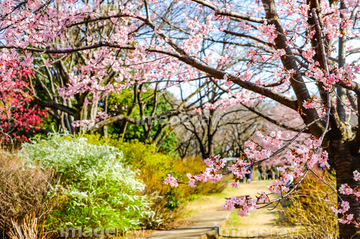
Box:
33;99;77;115
192;0;265;23
241;103;309;133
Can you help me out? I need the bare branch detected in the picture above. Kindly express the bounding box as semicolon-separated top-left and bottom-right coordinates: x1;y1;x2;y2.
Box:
192;0;265;23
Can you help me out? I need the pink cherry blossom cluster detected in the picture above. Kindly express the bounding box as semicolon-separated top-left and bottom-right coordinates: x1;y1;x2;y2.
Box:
237;21;251;32
334;171;360;225
227;157;250;180
268;181;290;193
164;155;228;188
271;67;295;88
303;97;318;109
246;48;259;64
354;170;360;181
244;141;272;162
164;174;179;187
222;196;259;217
337;171;360;203
242;131;283;162
338;214;355;225
72;112;109;128
230;182;240;189
217;90;254;112
217;55;231;69
301;49;315;63
284;136;329;171
339;184;354;195
255;134;329;193
166;168;223;188
258;130;283;146
72;120;93;128
186;168;223;186
305;62;360;89
95;112;109;121
257;23;277;44
267;167;294;193
203;102;218;111
204;155;226;170
194;102;218;115
331;201;350;214
238;71;253;82
222;192;269;217
72;112;110;129
271;49;287;60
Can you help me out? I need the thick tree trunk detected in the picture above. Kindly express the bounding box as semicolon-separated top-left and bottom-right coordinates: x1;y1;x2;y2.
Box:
330;139;360;238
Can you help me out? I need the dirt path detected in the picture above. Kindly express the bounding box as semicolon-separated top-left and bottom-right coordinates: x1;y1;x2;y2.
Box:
216;181;299;239
144;180;299;239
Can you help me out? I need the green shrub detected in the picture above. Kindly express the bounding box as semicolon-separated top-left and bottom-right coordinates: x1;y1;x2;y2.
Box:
19;133;151;231
85;134;230;227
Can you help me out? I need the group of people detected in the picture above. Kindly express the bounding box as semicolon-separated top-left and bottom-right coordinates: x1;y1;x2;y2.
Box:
243;165;294;188
243;166;278;184
257;166;278;181
239;164;294;188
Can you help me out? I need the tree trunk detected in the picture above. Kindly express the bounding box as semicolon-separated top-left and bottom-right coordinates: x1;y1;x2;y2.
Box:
207;109;215;158
120;121;128;140
103;125;108;138
208;133;214;158
330;139;360;238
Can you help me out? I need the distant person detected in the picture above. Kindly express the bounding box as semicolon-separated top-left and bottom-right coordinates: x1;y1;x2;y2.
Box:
245;167;252;184
318;163;324;171
285;168;294;189
266;169;273;180
258;165;263;181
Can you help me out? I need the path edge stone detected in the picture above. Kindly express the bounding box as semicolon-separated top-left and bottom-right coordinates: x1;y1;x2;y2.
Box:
202;211;230;239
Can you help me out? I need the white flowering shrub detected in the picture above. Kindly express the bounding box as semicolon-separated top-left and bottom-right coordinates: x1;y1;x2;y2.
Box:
20;132;151;231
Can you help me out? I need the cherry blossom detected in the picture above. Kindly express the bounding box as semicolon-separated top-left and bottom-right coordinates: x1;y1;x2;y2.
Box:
354;170;360;181
164;174;179;187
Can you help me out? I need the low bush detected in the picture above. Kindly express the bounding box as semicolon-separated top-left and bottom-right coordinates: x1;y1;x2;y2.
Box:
276;170;337;238
85;134;230;228
7;214;52;239
19;133;151;232
0;150;58;238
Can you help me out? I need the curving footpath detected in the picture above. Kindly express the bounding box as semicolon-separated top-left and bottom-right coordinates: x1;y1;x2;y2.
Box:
144;208;230;239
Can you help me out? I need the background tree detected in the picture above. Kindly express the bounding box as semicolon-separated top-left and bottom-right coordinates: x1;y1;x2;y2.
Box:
0;60;47;143
100;85;181;153
175;102;261;159
10;1;210;151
